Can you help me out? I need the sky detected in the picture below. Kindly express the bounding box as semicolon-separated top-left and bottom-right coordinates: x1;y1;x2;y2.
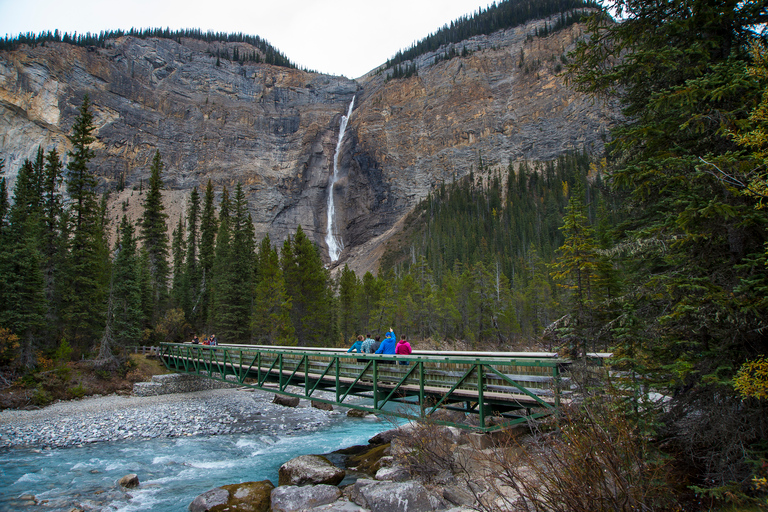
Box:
0;0;493;78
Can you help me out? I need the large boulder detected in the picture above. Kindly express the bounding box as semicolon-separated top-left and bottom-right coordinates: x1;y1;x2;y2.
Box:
278;454;346;487
118;474;139;488
270;484;341;512
188;480;274;512
357;480;447;512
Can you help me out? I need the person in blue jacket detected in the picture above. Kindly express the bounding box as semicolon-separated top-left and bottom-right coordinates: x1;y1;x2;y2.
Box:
375;328;397;361
347;335;364;353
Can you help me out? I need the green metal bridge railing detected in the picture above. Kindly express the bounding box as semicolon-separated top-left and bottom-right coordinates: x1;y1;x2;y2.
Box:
159;342;571;432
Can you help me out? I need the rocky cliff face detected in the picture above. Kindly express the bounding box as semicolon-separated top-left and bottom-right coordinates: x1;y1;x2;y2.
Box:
0;13;617;273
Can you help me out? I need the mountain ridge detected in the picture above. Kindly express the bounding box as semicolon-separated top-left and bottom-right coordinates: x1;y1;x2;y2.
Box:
0;9;618;273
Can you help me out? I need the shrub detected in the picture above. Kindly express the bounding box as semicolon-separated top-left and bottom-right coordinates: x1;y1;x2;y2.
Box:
474;400;675;512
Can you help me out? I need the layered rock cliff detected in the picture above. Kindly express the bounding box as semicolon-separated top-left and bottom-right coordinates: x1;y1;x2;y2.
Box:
0;12;617;274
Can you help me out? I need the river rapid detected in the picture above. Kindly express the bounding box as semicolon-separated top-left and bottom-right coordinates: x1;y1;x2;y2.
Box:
0;388;394;511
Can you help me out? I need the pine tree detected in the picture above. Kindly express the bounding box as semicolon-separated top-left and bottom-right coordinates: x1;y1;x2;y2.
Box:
111;215;143;346
170;215;186;307
61;95;109;351
184;187;201;324
210;187;231;336
338;264;360;343
199;180;217;330
253;234;295;345
0;159;47;367
282;225;332;346
140;150;170;319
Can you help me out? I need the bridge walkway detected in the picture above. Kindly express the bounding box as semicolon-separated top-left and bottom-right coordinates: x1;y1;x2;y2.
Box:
160;343;573;432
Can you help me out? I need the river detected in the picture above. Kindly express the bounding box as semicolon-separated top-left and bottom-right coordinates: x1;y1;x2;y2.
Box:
0;392;396;511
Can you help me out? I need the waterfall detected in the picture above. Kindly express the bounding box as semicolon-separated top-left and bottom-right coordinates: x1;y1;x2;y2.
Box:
325;97;355;262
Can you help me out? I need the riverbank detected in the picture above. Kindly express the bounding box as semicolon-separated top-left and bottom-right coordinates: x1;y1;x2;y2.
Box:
0;387;347;450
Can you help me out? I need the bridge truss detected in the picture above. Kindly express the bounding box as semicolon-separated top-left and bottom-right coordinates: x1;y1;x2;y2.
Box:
159;343;570;432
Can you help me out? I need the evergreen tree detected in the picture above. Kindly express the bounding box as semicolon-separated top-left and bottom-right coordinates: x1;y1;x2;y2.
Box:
253;234;296;345
199;180;217;330
61;96;109;351
184;187;201;324
549;186;599;357
140;150;170;318
282;225;332;346
170;215;186;307
338;264;360;343
111;215;143;346
0;160;47;367
210;187;231;335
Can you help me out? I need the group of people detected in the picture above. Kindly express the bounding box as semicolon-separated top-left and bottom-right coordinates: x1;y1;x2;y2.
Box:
347;329;412;364
191;334;217;346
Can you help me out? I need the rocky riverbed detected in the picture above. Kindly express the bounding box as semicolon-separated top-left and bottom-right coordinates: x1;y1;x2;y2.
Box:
0;387;342;450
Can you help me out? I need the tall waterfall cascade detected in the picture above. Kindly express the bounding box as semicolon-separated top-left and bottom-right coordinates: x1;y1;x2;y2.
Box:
325;97;355;262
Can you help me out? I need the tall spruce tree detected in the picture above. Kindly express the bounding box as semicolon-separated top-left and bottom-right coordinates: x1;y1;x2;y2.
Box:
199;180;217;330
282;225;333;346
170;215;186;307
253;234;295;345
0;159;47;367
569;0;768;489
210;187;231;336
61;95;109;351
140;150;170;319
111;215;143;347
184;187;202;325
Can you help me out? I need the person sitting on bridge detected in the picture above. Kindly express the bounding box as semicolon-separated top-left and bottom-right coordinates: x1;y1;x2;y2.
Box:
347;335;364;353
361;333;376;353
396;336;412;365
375;329;397;360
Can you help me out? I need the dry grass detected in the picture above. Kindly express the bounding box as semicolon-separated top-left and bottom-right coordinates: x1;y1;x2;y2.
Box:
0;353;170;410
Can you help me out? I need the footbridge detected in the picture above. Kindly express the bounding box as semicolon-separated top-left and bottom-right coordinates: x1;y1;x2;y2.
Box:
159;343;575;432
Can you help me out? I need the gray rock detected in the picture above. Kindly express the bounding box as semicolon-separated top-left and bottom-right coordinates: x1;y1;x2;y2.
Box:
360;480;447;512
188;487;229;512
117;473;139;488
279;454;346;486
270;484;342;512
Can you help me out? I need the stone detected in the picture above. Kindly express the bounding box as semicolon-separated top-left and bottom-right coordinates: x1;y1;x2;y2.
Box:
346;409;370;418
359;480;447;512
311;400;334;411
270;484;342;512
188;481;274;512
278;454;346;487
273;395;300;408
117;474;139;488
188;487;230;512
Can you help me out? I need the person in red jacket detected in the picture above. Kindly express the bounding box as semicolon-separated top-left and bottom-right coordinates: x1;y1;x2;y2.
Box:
395;336;412;365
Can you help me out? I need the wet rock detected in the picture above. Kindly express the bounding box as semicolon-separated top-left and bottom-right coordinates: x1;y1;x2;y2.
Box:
279;454;345;486
117;474;139;488
271;484;341;512
273;395;300;408
311;400;334;411
189;487;229;512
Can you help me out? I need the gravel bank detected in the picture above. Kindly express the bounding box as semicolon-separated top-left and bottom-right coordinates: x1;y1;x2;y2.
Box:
0;387;341;450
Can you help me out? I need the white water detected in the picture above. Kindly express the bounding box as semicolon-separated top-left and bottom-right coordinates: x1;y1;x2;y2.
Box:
325;97;355;262
0;412;395;511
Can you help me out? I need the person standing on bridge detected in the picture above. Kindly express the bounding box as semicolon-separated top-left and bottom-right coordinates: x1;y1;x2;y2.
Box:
376;329;397;362
347;335;364;353
361;333;376;353
396;336;412;365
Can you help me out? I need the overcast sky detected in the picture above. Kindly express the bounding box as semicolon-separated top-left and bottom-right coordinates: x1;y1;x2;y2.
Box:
0;0;492;78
